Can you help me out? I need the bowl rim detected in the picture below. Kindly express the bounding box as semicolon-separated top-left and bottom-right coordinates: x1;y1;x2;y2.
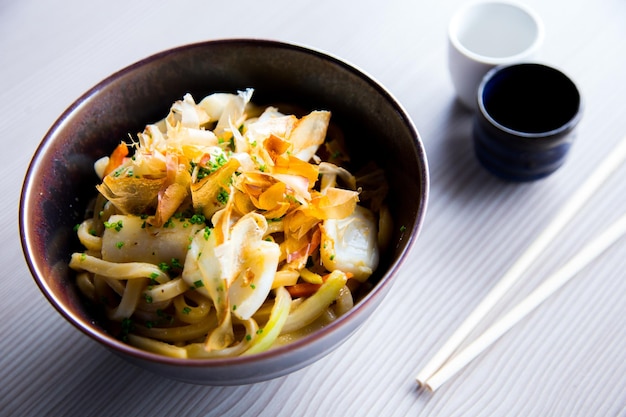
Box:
19;38;429;369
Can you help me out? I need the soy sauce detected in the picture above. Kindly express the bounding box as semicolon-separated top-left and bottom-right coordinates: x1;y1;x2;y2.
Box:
482;64;580;134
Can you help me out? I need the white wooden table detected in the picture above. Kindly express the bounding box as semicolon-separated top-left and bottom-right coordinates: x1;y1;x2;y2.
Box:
2;0;625;415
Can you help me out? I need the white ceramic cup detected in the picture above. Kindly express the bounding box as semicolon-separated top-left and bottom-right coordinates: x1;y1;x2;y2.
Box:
448;0;544;109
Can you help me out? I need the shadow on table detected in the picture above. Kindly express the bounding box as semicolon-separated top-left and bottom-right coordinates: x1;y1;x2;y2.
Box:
427;97;543;206
10;334;289;417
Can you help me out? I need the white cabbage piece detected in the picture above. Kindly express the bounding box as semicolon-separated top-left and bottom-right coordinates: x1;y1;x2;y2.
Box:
101;214;203;265
320;205;379;281
184;227;234;350
216;213;280;320
228;238;280;320
182;213;280;321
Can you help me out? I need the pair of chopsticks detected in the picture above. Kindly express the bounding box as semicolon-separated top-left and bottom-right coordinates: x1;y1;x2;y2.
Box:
416;135;626;392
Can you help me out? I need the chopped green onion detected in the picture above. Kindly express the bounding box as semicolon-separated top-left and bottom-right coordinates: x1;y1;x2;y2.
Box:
189;214;206;224
104;220;124;232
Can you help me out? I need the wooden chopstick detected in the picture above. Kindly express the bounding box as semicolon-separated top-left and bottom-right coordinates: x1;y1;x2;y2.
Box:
423;211;626;391
416;135;626;391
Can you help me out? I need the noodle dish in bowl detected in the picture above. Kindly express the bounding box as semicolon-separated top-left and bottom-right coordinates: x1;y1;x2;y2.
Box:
20;39;429;385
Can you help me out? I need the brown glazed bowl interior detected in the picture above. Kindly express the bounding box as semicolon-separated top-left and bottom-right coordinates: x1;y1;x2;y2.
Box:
20;39;429;385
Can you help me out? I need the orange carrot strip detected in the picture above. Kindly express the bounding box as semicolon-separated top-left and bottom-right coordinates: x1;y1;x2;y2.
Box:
103;143;129;177
285;282;321;298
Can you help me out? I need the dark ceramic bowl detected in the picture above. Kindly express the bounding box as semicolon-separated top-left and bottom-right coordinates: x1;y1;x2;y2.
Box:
19;39;429;385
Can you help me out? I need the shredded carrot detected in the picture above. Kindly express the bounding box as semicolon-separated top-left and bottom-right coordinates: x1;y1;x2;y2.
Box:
103;143;129;177
285;270;353;298
285;282;321;298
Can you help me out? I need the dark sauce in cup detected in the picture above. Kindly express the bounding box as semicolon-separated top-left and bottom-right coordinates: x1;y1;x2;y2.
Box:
482;64;580;134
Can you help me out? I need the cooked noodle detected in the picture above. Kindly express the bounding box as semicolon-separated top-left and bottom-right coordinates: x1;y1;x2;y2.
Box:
69;89;390;357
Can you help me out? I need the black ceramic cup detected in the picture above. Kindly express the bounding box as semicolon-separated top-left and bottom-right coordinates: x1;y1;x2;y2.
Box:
473;63;582;181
